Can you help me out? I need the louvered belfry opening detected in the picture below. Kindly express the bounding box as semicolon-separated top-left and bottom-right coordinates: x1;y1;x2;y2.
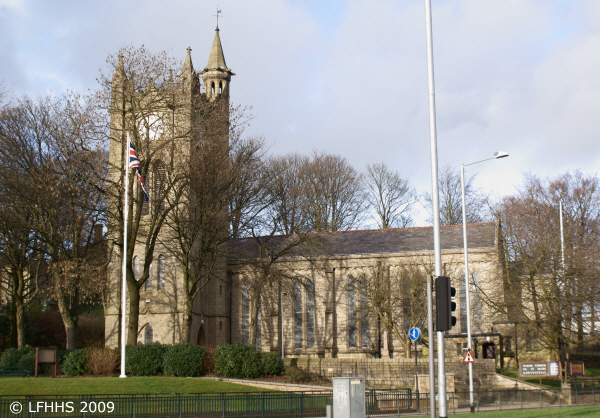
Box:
153;160;167;214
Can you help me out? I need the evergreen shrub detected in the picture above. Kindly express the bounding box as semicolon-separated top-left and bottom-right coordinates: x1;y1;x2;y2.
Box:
63;348;90;376
163;343;206;377
213;343;263;379
0;346;36;374
261;352;284;376
126;343;166;376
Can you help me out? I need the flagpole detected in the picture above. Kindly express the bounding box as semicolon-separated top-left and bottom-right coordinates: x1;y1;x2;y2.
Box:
120;133;130;378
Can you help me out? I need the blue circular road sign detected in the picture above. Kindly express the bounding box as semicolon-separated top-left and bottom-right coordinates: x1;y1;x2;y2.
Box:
409;327;421;341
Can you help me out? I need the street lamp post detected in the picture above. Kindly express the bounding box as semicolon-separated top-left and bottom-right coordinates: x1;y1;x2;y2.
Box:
461;151;508;413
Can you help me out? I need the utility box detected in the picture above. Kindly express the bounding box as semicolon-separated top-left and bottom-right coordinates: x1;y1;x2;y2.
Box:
333;377;365;418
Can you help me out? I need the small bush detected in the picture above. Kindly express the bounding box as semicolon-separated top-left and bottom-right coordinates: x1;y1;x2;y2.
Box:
86;348;118;376
126;344;166;376
261;353;284;376
163;344;206;377
16;351;36;374
202;351;215;375
213;343;263;379
286;366;304;383
241;346;262;379
0;347;37;374
63;348;90;376
214;343;246;378
0;347;22;367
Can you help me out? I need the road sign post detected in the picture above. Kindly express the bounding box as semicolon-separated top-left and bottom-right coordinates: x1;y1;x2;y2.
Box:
463;349;475;364
409;327;422;411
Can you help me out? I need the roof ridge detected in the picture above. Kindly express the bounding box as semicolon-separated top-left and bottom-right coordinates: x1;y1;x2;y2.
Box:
232;222;495;241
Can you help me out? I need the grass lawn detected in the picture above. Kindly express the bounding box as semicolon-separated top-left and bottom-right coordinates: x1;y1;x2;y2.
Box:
0;376;272;396
451;405;600;417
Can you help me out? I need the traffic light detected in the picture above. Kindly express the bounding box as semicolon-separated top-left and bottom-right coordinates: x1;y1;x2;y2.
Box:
435;276;457;331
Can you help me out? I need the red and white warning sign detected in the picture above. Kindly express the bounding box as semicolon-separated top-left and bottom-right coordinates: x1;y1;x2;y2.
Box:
463;349;475;364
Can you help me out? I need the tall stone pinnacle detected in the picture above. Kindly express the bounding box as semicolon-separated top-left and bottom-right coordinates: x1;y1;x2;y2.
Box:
205;29;229;72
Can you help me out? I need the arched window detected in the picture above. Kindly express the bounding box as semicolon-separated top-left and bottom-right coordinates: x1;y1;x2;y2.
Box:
348;275;357;348
306;279;315;349
145;325;153;344
145;262;153;290
158;255;165;289
360;278;369;349
219;81;223;95
153;161;166;214
211;82;215;94
133;256;140;281
256;295;262;349
472;271;482;333
294;282;303;349
139;171;149;216
241;282;249;344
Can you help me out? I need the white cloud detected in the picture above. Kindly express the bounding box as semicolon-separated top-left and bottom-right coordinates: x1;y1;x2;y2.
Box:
2;0;600;224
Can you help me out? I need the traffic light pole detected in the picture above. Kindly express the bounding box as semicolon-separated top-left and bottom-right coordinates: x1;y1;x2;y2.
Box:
426;275;435;418
424;0;447;416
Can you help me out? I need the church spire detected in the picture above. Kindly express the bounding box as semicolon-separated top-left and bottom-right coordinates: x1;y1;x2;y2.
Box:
202;28;234;101
205;29;229;72
181;46;194;74
112;54;126;84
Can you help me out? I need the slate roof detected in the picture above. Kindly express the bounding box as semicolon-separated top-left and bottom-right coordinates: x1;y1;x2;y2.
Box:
230;222;496;260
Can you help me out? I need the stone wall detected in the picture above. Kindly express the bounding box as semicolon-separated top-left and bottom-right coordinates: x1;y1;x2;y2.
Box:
287;357;497;391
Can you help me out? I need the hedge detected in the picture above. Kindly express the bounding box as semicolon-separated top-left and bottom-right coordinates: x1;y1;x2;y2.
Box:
163;344;206;377
125;343;167;376
214;343;283;379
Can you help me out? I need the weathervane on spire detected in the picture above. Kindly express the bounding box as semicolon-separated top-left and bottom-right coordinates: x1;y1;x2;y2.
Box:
214;7;222;30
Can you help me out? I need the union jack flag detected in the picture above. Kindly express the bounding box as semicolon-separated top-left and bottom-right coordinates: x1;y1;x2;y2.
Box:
128;140;149;202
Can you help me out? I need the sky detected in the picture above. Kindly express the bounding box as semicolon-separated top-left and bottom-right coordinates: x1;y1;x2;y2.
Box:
2;0;600;226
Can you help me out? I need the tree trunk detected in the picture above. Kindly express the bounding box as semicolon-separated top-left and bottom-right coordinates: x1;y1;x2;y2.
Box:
54;271;78;349
16;302;25;348
248;292;260;347
181;299;193;344
127;279;140;346
9;297;17;347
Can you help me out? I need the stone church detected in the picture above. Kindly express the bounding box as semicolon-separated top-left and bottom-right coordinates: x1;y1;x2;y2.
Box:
104;28;510;364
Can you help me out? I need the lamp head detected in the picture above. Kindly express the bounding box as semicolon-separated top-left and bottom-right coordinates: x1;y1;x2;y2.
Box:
494;151;509;159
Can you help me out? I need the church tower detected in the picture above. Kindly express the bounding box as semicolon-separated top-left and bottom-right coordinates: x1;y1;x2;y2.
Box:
104;29;234;349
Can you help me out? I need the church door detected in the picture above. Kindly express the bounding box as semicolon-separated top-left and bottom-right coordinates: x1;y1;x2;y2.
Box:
197;325;206;346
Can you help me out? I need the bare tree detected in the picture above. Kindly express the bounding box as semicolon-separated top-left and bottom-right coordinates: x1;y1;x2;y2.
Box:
235;230;327;347
0;81;10;110
164;111;268;342
266;153;310;235
422;165;487;226
481;171;600;360
350;257;434;358
0;94;107;348
364;163;416;229
302;151;366;232
0;206;43;348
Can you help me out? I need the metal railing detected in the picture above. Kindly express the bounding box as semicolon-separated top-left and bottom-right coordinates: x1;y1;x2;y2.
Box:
408;387;600;416
0;390;411;418
2;388;599;418
569;376;600;388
